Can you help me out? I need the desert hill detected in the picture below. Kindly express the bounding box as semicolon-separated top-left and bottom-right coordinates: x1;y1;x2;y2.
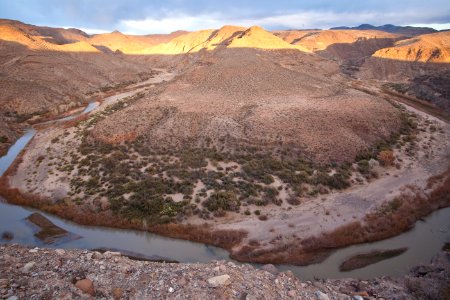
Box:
1;19;448;156
274;29;399;52
144;25;310;54
0;19;89;44
0;23;99;52
0;21;157;151
92;45;401;163
88;31;157;53
372;31;450;63
357;31;450;113
146;30;189;44
358;31;450;80
0;19;186;55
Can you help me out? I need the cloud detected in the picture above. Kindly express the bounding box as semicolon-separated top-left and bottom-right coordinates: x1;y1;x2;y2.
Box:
407;23;450;30
119;12;226;34
74;27;111;34
118;9;450;34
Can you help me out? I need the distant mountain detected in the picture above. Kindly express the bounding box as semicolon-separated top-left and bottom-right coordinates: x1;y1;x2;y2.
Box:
146;30;189;44
145;25;310;55
331;24;437;36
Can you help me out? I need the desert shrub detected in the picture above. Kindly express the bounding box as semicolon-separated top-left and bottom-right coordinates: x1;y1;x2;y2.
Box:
258;215;268;221
328;173;350;190
377;150;395;166
204;191;240;212
254;198;269;206
287;196;301;205
213;208;226;217
378;197;403;215
0;136;8;143
242;160;274;184
313;171;349;190
357;160;370;174
180;151;207;168
254;210;261;216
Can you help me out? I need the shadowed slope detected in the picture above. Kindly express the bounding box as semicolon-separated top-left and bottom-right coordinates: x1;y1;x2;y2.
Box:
88;31;157;53
373;31;450;63
0;24;99;53
144;26;310;54
274;29;400;52
0;19;89;44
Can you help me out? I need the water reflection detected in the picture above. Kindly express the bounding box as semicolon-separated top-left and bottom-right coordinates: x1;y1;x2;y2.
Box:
0;129;35;177
0;201;231;263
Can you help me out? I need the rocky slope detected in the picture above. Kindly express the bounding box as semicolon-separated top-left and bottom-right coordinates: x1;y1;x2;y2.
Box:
0;244;448;299
372;31;450;63
142;25;310;54
88;31;157;54
357;31;450;114
274;29;399;52
0;20;158;154
92;45;401;164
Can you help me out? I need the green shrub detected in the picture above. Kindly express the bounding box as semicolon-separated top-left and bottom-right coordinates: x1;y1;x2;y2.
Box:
357;160;370;174
204;191;240;212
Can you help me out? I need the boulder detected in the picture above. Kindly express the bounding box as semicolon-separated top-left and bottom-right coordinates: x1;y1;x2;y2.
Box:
22;262;36;273
75;279;95;296
261;264;279;275
207;274;231;287
316;291;330;300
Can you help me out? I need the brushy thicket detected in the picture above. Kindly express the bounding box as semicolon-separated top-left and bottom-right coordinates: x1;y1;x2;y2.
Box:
231;164;450;265
46;103;420;225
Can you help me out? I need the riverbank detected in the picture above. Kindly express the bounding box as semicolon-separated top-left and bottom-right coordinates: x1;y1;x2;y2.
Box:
0;63;448;270
2;89;449;267
0;243;449;299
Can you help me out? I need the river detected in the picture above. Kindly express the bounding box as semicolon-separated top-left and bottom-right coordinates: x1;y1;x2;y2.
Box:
0;102;449;280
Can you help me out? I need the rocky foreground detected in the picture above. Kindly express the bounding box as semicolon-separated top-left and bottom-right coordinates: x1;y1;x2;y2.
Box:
0;244;449;299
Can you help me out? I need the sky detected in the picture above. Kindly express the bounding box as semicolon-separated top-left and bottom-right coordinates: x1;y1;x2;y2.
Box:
1;0;449;34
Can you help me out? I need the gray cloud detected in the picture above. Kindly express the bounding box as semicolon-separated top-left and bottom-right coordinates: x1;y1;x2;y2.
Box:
1;0;449;33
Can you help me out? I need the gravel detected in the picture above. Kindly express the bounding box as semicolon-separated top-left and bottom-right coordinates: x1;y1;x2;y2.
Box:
0;244;448;299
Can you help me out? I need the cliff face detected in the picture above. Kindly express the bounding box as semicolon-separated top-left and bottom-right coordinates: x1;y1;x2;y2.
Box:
0;244;448;299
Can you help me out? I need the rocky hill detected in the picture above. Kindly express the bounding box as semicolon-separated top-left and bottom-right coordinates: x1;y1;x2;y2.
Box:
0;20;157;154
141;25;310;54
88;31;157;54
274;29;399;52
371;31;450;63
92;45;400;164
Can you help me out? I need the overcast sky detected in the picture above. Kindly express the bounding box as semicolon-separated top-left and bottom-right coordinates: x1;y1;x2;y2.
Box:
1;0;449;34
